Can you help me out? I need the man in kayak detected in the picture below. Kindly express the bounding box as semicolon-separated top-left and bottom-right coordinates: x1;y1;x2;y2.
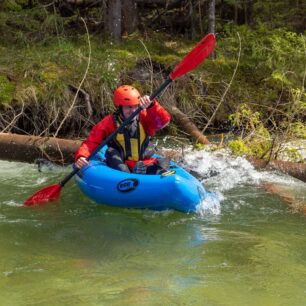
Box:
74;85;171;174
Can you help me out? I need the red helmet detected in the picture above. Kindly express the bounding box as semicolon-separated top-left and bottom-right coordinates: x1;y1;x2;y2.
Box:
113;85;141;107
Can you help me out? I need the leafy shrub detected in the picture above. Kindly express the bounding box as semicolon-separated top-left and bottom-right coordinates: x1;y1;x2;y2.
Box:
228;104;271;158
0;75;15;105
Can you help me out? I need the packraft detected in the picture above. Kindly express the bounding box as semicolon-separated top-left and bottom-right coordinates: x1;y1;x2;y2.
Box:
75;148;216;213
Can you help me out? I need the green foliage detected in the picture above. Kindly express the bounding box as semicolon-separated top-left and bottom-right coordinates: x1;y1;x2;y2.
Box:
228;104;272;158
152;54;179;68
0;26;209;122
217;24;306;136
253;0;304;31
289;122;306;139
278;87;306;140
228;104;262;137
2;0;25;11
247;125;272;157
194;143;205;151
266;31;305;83
228;138;251;156
222;24;305;80
282;147;303;162
0;2;304;141
0;75;15;105
163;122;178;137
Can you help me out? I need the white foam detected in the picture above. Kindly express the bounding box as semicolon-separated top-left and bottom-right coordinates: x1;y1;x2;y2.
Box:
182;149;304;192
178;148;306;217
196;191;223;217
2;200;21;207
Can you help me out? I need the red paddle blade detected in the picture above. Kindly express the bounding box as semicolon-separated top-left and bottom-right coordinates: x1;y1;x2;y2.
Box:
170;33;216;81
23;184;62;206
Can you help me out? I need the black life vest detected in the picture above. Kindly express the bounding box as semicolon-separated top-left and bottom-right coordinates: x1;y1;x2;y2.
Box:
109;112;150;161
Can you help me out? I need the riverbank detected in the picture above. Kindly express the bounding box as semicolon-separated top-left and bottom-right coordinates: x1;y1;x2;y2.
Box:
1;9;305;167
1;20;305;140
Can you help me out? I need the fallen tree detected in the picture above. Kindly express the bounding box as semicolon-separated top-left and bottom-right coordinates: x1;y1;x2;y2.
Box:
169;105;210;145
247;157;306;183
264;183;306;215
0;133;81;165
0;133;304;183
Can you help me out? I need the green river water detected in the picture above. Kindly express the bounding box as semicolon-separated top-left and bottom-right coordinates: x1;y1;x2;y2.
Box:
0;150;305;306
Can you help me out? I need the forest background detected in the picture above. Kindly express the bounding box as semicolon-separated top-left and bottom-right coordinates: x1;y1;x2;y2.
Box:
0;0;305;162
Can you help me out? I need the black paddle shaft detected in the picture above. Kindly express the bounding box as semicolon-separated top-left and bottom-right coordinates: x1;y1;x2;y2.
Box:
59;77;173;187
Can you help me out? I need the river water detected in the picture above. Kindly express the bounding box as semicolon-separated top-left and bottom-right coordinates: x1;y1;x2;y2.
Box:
0;149;305;306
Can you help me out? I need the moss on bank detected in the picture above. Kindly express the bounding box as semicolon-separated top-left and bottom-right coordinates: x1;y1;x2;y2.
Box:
0;74;15;105
0;5;305;149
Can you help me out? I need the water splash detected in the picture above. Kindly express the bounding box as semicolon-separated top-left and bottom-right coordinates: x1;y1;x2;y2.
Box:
182;149;304;192
179;148;306;216
196;191;223;217
2;200;20;207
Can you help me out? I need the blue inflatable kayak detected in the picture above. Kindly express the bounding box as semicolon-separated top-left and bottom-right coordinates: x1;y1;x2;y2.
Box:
75;149;215;213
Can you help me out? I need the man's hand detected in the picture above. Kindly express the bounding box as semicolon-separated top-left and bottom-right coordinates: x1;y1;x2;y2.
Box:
139;95;152;109
75;157;89;169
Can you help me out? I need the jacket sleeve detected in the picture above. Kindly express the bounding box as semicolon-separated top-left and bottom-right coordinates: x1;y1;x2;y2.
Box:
74;115;115;161
140;100;171;136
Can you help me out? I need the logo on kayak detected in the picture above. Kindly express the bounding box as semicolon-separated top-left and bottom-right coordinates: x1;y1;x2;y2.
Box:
117;179;139;193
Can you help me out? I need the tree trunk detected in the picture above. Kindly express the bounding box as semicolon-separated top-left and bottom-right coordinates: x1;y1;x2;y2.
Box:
234;1;238;24
106;0;122;42
0;133;81;165
208;0;215;58
264;183;306;215
243;0;248;24
169;105;210;145
197;0;203;35
189;0;195;39
243;0;254;25
1;133;306;187
208;0;215;34
247;157;306;183
122;0;138;35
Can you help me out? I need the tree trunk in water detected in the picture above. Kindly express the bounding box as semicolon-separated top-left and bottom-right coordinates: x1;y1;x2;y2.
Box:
264;183;306;215
247;157;306;183
106;0;122;42
169;105;210;145
0;133;81;165
122;0;138;34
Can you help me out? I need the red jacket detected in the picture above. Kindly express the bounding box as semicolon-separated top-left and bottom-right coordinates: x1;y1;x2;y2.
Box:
74;100;171;162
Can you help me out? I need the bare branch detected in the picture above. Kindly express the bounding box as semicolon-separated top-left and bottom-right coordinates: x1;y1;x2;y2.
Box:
54;17;91;137
202;32;241;133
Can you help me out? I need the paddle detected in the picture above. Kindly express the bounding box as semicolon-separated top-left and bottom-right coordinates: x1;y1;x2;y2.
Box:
23;33;216;206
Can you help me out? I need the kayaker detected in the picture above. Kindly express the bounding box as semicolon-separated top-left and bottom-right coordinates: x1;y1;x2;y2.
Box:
74;85;171;174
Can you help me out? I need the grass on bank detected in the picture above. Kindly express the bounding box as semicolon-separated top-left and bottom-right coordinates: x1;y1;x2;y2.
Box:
0;6;305;158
